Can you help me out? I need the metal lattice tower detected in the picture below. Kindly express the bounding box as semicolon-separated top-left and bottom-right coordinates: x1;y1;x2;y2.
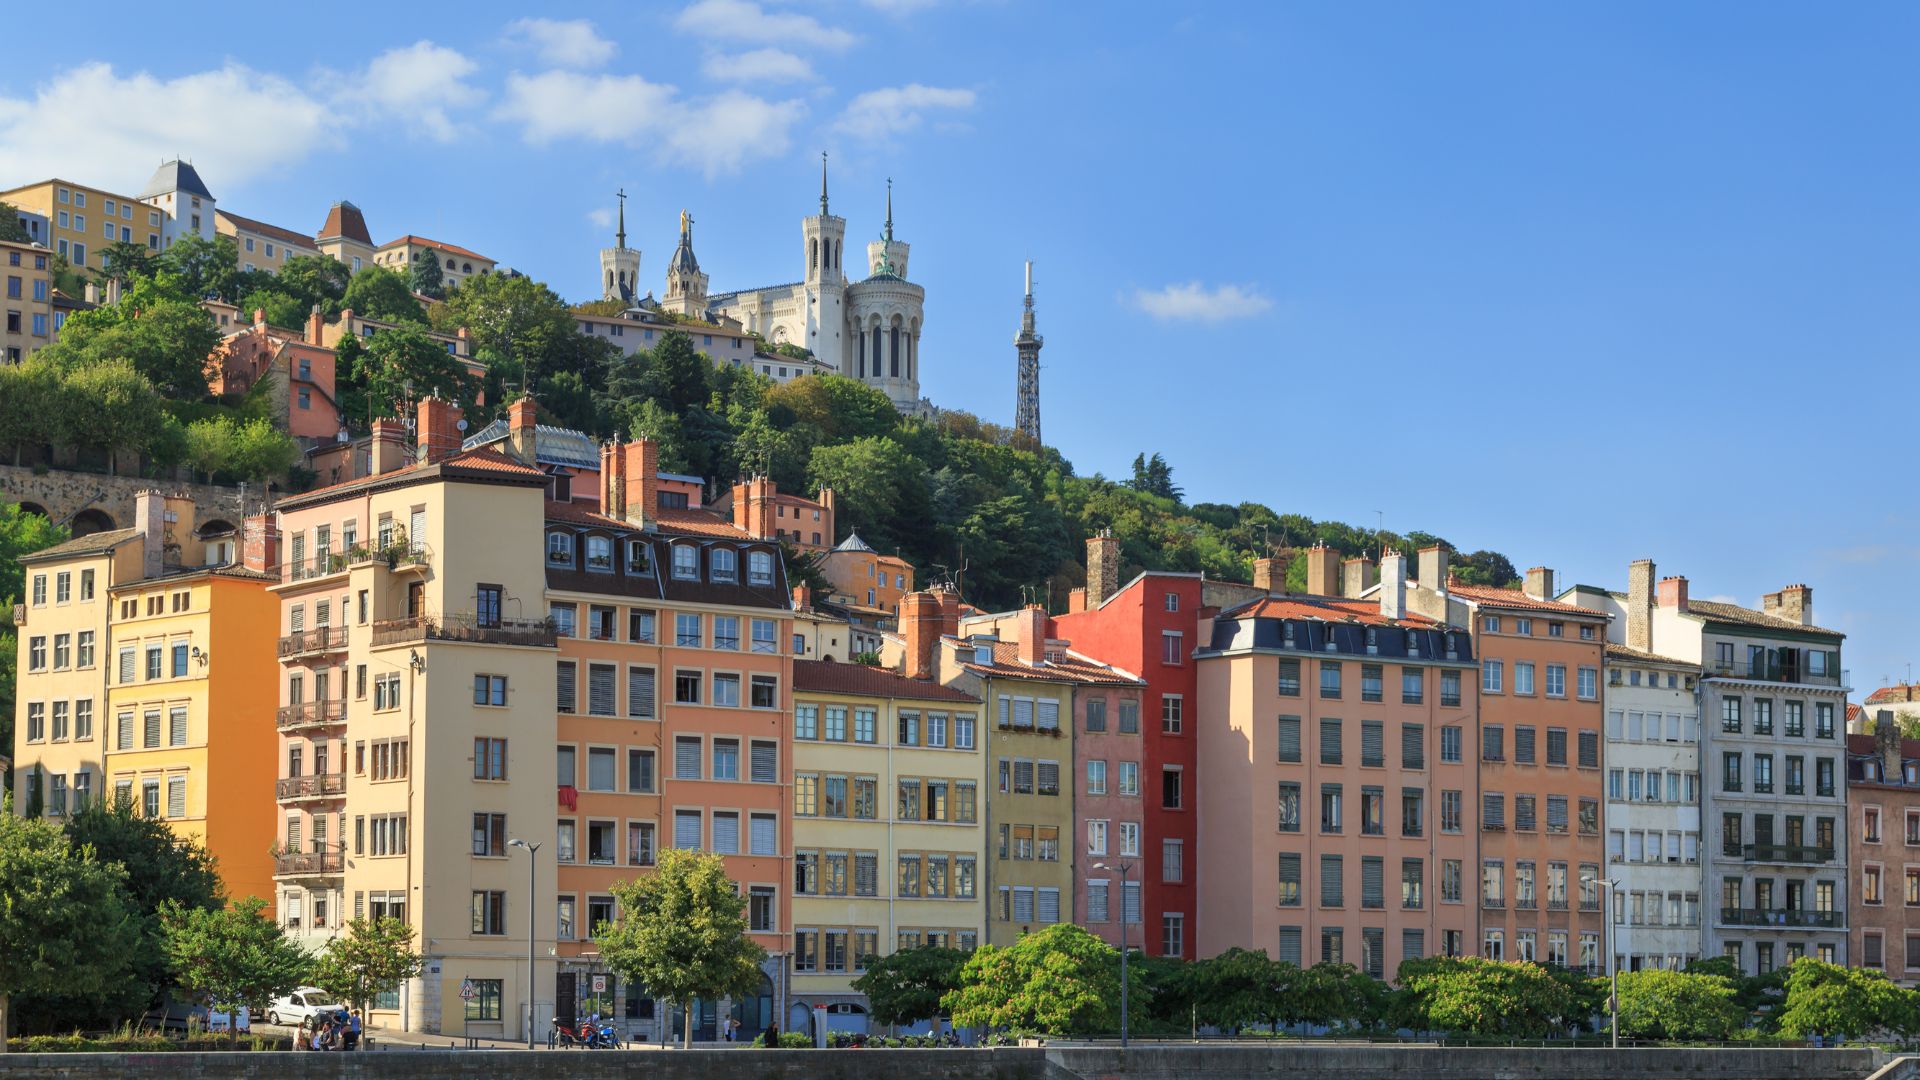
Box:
1015;259;1043;444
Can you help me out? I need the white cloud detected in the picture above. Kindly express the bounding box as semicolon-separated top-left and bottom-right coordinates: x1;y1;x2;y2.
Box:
587;207;615;228
504;18;618;68
0;62;337;191
334;41;484;141
863;0;939;11
675;0;857;51
702;48;816;84
496;71;804;177
1130;282;1274;323
834;83;975;139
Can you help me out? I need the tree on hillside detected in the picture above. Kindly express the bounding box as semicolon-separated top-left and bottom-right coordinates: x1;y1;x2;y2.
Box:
235;288;307;331
310;917;423;1017
157;233;240;301
409;247;445;299
0;362;66;465
851;945;966;1028
0;202;28;244
765;375;898;444
274;255;352;319
807;437;928;557
943;923;1134;1037
1126;452;1182;502
340;265;427;325
160;896;311;1040
61;362;174;474
0;809;141;1052
434;272;613;396
597;849;766;1048
36;274;221;400
343;325;480;424
99;241;157;290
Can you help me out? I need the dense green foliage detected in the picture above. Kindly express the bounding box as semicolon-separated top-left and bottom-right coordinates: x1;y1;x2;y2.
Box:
1774;959;1918;1039
1615;969;1746;1040
0;202;28;244
409;247;445;299
159;896;311;1038
943;924;1138;1035
311;917;425;1016
851;945;967;1027
597;849;767;1047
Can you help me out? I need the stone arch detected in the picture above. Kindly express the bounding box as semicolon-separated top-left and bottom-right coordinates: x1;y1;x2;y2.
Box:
14;501;49;520
196;519;236;539
70;508;115;536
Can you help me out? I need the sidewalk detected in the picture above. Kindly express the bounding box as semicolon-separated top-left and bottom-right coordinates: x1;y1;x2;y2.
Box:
255;1022;761;1051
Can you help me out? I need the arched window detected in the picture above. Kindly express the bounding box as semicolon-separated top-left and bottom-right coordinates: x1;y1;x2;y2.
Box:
857;330;865;377
445;257;455;269
871;327;882;374
547;531;575;566
711;547;738;583
585;535;613;571
748;551;774;586
810;238;818;269
890;323;900;378
671;545;699;580
832;239;840;269
463;262;473;273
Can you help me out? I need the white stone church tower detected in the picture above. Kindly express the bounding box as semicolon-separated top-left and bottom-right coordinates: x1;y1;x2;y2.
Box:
644;155;928;412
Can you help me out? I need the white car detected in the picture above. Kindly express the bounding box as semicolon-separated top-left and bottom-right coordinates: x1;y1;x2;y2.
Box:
267;987;340;1027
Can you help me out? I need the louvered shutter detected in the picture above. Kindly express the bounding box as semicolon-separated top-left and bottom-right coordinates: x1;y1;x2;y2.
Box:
627;667;656;718
1548;796;1570;832
1122;882;1141;923
167;777;186;818
118;649;134;684
1277;716;1301;762
116;712;132;751
1037;887;1061;923
1014;699;1035;728
1362;721;1383;766
1401;724;1425;769
1037;699;1059;731
1483;793;1505;829
143;711;161;747
170;707;188;746
675;738;702;779
1278;853;1301;899
1036;761;1059;795
1362;856;1383;908
673;810;702;849
588;749;615;791
750;742;777;784
1320;854;1343;906
1012;888;1035;923
1088;882;1109;922
750;813;777;855
556;663;576;714
1403;929;1425;961
1515;795;1536;832
1320;718;1341;764
1278;927;1303;966
588;664;615;715
1514;726;1536;764
712;812;740;854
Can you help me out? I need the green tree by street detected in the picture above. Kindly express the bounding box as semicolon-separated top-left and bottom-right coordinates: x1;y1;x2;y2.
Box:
1190;946;1287;1032
159;896;311;1040
1774;958;1918;1040
311;917;424;1017
943;923;1134;1037
596;849;766;1048
409;247;445;299
0;808;141;1052
340;265;427;325
851;945;966;1029
1614;969;1746;1041
1395;956;1579;1038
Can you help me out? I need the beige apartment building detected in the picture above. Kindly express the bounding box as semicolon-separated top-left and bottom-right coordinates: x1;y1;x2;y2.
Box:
217;210;319;274
0;178;164;273
2;239;55;363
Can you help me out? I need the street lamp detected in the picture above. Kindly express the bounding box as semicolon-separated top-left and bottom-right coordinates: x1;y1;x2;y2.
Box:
1094;861;1134;1049
1582;874;1619;1048
510;838;541;1049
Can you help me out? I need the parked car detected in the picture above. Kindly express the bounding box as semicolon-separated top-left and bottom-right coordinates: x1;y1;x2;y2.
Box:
140;996;209;1033
208;1006;250;1033
266;988;340;1027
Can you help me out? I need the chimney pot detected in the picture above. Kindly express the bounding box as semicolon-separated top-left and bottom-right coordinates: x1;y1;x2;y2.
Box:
1656;575;1689;613
1626;559;1656;652
1306;544;1340;597
1523;566;1555;601
1086;532;1121;609
507;397;539;466
416;396;462;464
1379;551;1407;620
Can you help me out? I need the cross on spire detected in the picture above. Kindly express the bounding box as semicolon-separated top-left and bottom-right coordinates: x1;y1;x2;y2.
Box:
820;151;829;215
883;177;894;242
615;188;627;249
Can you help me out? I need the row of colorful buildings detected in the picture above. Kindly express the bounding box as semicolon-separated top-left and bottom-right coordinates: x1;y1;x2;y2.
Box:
10;403;1913;1043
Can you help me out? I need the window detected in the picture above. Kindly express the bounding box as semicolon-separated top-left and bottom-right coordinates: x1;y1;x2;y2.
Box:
471;893;507;936
1402;667;1425;704
1320;661;1342;698
1483;660;1503;693
472;813;507;856
1482;725;1504;762
672;545;699;580
1161;695;1183;734
675;613;703;647
674;670;702;705
1162;768;1183;809
1515;662;1535;695
547;531;574;566
473;674;507;707
1321;854;1344;907
1278;659;1301;696
464;978;503;1020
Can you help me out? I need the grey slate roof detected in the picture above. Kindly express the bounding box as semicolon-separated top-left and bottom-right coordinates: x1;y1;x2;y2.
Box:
834;531;875;553
139;160;214;201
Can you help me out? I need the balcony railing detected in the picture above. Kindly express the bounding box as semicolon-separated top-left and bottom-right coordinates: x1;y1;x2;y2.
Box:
1743;843;1836;864
277;626;348;658
1720;907;1842;929
10;603;25;626
1580;899;1603;912
372;614;556;649
284;543;429;583
1702;657;1846;688
276;775;346;801
275;851;344;876
276;700;346;732
1515;897;1538;910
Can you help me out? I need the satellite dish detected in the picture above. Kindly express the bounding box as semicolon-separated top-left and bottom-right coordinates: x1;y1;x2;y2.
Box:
456;419;469;432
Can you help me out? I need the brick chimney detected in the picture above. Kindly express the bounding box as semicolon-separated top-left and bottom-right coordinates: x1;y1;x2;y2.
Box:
252;307;267;330
621;439;658;526
1252;557;1281;593
1876;711;1903;780
507;396;539;466
135;489;165;580
1379;550;1407;621
1014;605;1047;665
1523;567;1555;602
732;476;775;540
817;488;837;544
416;396;462;464
1086;531;1120;609
306;304;325;346
601;438;627;518
242;512;280;575
1067;588;1087;613
369;419;411;476
1306;544;1340;596
935;585;963;640
1772;584;1813;626
1626;559;1655;652
1417;545;1449;594
1656;575;1688;613
901;591;942;680
1341;556;1377;599
792;585;813;612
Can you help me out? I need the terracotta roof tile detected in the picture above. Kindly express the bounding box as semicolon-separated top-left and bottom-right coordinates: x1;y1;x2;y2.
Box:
952;640;1145;686
20;528;140;563
650;507;754;540
793;659;979;703
1867;685;1920;706
379;235;493;264
1447;580;1609;617
1682;598;1842;638
278;447;544;507
1224;594;1443;628
216;210;317;250
1604;643;1698;667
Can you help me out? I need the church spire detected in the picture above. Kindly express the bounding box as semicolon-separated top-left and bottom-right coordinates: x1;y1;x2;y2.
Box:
820;151;829;216
883;178;894;242
615;187;627;250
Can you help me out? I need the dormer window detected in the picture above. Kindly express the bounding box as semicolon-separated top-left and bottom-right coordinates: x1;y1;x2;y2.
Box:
711;548;738;584
1365;628;1378;655
1406;631;1420;656
748;551;774;587
627;540;653;575
671;545;699;581
585;536;612;572
547;531;574;566
1282;622;1296;646
550;473;573;502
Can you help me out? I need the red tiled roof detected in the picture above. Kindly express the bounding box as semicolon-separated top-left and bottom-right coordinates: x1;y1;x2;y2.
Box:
379;235;493;264
1604;643;1697;667
1446;580;1608;617
1225;594;1442;628
1682;598;1842;638
1848;704;1864;726
216;209;317;250
794;659;979;703
444;448;545;477
279;447;543;507
651;507;754;540
1863;685;1920;706
545;500;626;529
951;640;1145;686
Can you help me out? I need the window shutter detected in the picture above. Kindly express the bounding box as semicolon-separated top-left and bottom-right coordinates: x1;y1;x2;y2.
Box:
1483;793;1505;829
675;738;702;779
712;812;740;854
751;742;777;784
1547;796;1570;832
1320;854;1343;906
1037;761;1059;795
1515;795;1537;832
627;667;656;718
1277;716;1301;762
1514;726;1536;764
1320;718;1342;764
750;814;777;855
143;711;161;747
1014;699;1035;728
118;649;134;684
169;707;187;747
1278;927;1302;966
116;712;133;751
1579;731;1600;768
556;663;577;714
1362;857;1383;908
1279;853;1301;895
1012;888;1035;923
673;811;702;849
588;664;615;715
588;750;615;791
1401;724;1425;769
1403;929;1425;961
1362;721;1383;766
1037;887;1061;923
1037;699;1060;731
167;777;186;818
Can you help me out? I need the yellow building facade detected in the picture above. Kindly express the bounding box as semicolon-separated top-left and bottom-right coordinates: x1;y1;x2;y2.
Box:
788;659;983;1035
2;239;56;363
0;179;164;274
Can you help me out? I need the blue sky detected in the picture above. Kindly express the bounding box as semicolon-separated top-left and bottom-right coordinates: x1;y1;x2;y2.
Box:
5;2;1917;699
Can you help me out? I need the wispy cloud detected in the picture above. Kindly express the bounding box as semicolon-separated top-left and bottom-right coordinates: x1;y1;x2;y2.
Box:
504;18;618;68
862;0;940;11
702;48;817;84
587;207;615;228
495;71;805;177
1130;282;1274;323
331;41;485;142
675;0;857;51
835;83;975;139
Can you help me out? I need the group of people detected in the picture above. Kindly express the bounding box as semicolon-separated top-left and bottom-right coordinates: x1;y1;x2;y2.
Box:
298;1008;362;1051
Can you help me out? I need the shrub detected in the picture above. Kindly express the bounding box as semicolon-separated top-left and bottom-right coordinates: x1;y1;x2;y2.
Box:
11;1032;286;1052
778;1031;814;1048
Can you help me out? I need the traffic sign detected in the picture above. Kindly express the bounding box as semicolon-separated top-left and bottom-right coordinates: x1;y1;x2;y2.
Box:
592;975;607;993
460;978;477;1001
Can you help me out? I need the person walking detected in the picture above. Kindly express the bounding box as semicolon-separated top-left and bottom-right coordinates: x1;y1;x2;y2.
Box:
345;1010;362;1051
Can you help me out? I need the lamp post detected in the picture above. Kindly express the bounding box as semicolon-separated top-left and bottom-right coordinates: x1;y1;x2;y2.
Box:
510;838;541;1048
1095;860;1134;1048
1583;874;1619;1048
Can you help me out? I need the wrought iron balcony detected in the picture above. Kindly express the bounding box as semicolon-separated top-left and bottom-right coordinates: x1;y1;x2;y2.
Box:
276;774;346;801
275;851;344;877
1719;907;1842;929
276;700;346;733
372;614;556;649
277;626;347;659
1701;657;1846;688
1743;843;1836;864
10;603;25;626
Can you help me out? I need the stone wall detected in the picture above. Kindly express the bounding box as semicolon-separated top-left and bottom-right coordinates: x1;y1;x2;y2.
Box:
0;1044;1882;1080
0;464;250;533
